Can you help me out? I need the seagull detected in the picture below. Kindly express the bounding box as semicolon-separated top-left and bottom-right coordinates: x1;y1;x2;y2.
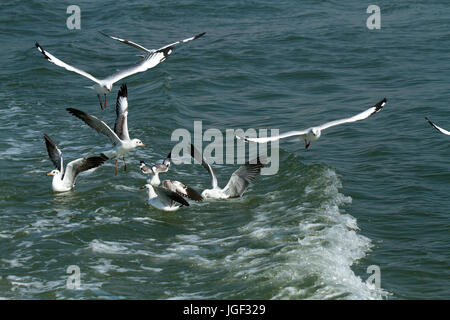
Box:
140;154;203;202
140;184;190;212
43;133;107;192
190;144;265;199
425;117;450;136
66;84;145;175
140;152;172;186
236;98;387;149
35;32;206;109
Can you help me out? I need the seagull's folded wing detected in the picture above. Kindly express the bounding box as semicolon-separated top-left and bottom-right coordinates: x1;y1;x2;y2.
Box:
162;180;203;201
155;186;190;207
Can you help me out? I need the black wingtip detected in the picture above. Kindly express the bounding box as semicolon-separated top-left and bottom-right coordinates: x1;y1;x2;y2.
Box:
160;46;173;57
373;97;387;112
118;83;127;98
194;32;206;40
167;152;171;159
425;117;439;131
42;133;56;146
35;42;50;60
87;155;108;168
66;107;86;120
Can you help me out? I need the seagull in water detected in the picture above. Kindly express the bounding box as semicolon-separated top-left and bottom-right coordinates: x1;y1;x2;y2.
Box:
67;84;145;175
140;153;203;202
35;32;206;109
237;98;387;149
140;183;190;212
190;144;265;200
43;133;107;192
425;117;450;136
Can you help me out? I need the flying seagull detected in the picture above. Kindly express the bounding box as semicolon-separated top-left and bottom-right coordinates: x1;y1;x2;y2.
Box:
35;32;205;109
66;84;144;175
140;184;190;212
140;154;203;202
236;98;387;149
425;117;450;136
43;133;107;192
190;144;265;199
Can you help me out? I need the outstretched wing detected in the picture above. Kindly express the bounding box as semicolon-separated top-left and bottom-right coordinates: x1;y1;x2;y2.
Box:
223;157;265;198
99;31;152;53
140;161;153;174
66;108;121;145
43;133;64;176
63;155;108;185
101;32;206;85
162;180;203;202
154;186;190;207
236;130;309;144
155;32;206;52
103;50;170;85
318;98;387;131
114;84;130;141
190;143;218;189
100;31;206;53
35;42;102;85
425;117;450;136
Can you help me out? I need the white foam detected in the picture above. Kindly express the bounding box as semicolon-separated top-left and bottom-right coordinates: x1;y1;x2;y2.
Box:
234;167;389;300
88;240;129;254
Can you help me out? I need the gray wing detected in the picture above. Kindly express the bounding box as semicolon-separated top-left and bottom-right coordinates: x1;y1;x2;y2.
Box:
154;186;190;207
113;84;130;141
425;117;450;136
66;108;121;146
63;155;107;185
43;133;64;176
223;157;265;198
190;143;218;189
162;180;203;202
163;152;171;167
140;161;153;174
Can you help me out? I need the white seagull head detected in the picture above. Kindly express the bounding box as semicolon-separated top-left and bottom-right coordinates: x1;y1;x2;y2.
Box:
132;139;145;148
47;169;60;176
307;127;321;141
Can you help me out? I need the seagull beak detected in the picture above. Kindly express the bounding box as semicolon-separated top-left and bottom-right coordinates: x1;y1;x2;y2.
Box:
47;172;53;176
141;144;145;147
140;186;145;190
